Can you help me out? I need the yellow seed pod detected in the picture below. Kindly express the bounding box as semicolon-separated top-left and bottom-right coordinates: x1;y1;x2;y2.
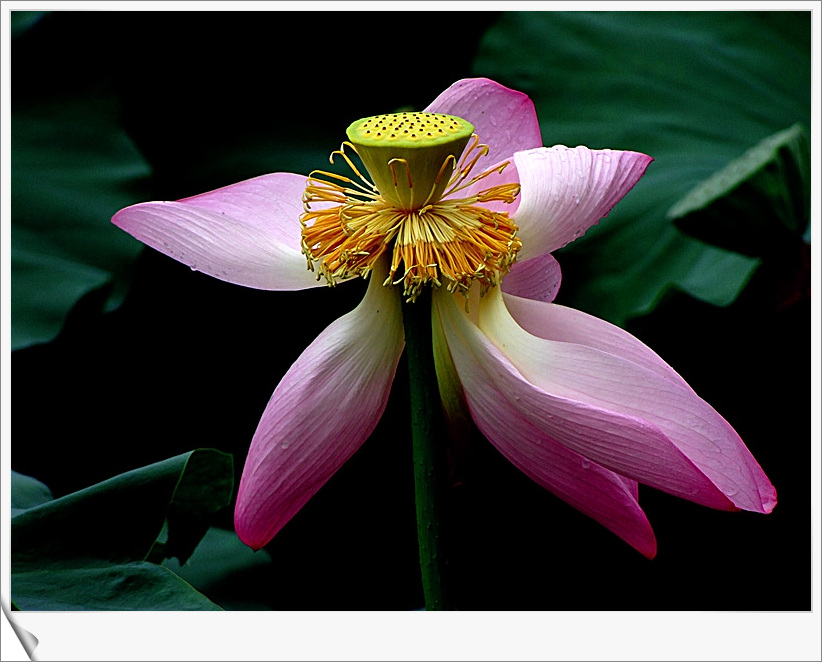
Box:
346;112;475;211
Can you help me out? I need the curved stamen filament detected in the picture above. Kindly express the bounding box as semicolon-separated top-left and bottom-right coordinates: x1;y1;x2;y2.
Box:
388;158;413;190
442;135;499;199
329;141;375;191
420;154;458;209
304;171;380;203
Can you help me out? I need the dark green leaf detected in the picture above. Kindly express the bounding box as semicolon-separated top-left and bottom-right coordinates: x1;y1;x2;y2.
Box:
11;87;151;349
668;124;810;257
12;450;233;610
163;527;273;610
11;471;53;517
13;562;221;611
13;450;231;565
156;450;235;565
473;11;810;323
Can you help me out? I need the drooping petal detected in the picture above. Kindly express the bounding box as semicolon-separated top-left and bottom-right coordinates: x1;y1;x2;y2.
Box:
112;173;324;290
501;252;562;303
464;381;656;556
436;288;739;511
482;288;777;513
513;147;653;261
434;291;656;557
234;259;405;549
425;78;543;163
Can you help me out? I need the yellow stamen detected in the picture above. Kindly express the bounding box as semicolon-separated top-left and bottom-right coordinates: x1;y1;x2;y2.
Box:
300;112;522;301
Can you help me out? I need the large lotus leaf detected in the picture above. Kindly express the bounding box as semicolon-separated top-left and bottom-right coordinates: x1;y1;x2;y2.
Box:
11;49;150;349
473;11;810;323
668;123;810;257
162;527;274;610
12;562;221;611
11;450;233;610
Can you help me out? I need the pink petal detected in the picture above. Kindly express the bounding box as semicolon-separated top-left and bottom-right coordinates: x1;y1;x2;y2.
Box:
112;173;324;290
435;288;739;511
425;78;543;163
453;357;658;557
503;294;690;387
483;290;777;514
514;147;653;261
234;261;405;549
501;252;562;303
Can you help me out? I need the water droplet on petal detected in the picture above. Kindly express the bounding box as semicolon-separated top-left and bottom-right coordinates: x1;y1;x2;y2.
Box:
280;442;289;450
581;459;591;469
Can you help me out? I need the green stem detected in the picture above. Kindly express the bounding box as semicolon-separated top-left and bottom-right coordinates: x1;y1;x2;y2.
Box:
402;288;451;611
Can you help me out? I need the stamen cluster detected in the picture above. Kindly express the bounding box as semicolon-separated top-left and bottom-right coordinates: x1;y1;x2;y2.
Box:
300;115;521;301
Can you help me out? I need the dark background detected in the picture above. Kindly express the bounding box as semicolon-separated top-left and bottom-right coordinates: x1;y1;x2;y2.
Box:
11;11;810;610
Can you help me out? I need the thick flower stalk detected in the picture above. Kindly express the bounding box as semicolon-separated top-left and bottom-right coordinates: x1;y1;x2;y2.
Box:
112;78;776;563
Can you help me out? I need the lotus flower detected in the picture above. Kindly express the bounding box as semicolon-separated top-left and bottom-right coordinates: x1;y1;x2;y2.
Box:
112;78;776;559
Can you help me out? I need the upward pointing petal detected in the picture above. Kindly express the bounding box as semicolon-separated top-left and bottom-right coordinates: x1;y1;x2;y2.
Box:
514;147;653;261
234;260;405;550
112;173;324;291
425;78;543;163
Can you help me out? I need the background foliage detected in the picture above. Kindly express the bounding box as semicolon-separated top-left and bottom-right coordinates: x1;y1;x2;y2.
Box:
11;11;810;610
